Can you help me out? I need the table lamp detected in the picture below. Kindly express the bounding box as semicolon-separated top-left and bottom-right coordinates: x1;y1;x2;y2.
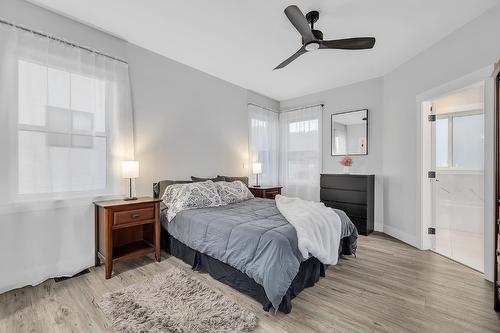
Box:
252;162;262;187
122;160;139;200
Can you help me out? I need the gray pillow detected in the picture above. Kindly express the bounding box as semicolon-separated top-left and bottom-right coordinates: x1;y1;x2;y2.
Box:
162;181;222;222
215;181;254;205
191;176;225;183
154;180;192;199
218;175;249;186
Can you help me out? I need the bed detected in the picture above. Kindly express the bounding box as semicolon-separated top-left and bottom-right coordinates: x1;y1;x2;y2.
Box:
154;180;358;313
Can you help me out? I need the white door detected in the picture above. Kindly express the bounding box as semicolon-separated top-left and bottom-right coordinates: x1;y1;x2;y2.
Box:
429;82;485;272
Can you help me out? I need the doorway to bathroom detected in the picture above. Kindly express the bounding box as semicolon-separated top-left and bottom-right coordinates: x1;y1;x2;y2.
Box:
424;82;485;272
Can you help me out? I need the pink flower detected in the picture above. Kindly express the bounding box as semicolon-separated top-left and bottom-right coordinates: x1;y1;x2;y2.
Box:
340;156;353;167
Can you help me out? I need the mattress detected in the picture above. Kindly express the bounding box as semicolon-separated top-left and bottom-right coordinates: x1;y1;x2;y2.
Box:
160;197;357;310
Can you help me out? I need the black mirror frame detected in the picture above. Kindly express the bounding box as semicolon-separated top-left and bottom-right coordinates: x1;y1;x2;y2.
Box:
331;109;368;156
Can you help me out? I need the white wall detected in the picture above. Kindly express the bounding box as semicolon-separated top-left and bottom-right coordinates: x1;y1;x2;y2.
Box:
280;77;384;230
128;44;279;196
247;90;280;111
0;0;127;60
382;5;500;280
382;5;500;244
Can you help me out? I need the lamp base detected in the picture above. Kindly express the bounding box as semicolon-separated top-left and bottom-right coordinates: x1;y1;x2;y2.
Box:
124;197;137;201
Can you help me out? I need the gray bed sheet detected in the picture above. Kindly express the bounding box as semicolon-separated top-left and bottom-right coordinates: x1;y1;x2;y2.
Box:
161;197;357;309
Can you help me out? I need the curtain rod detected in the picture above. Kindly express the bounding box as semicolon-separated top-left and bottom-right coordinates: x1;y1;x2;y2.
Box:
248;102;325;114
247;103;279;113
0;17;128;65
280;103;325;113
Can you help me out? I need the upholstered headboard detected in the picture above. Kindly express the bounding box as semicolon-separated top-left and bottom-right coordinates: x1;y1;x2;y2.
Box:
153;180;192;199
153;176;249;199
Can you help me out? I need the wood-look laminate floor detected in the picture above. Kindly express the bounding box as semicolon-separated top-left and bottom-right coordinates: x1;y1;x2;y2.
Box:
1;233;499;333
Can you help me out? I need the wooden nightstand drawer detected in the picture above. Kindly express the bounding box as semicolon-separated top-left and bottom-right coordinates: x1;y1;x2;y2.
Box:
114;207;155;226
265;190;280;199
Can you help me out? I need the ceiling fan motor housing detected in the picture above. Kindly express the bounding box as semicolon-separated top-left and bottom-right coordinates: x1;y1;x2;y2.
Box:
302;29;323;44
312;29;323;40
302;11;323;44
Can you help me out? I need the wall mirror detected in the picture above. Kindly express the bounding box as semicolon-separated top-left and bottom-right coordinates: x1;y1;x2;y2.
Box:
331;109;368;156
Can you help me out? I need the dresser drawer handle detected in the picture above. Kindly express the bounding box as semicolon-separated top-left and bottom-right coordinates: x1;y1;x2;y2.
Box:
131;213;141;219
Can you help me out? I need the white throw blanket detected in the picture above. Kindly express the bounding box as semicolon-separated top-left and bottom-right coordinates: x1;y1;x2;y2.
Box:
275;195;342;265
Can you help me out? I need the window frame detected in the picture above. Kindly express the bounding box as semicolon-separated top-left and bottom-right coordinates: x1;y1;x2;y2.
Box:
435;108;484;172
14;58;110;199
285;117;321;183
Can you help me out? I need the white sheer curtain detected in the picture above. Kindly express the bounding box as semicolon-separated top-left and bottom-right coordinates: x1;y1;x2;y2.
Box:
248;104;279;186
0;24;134;293
279;105;322;201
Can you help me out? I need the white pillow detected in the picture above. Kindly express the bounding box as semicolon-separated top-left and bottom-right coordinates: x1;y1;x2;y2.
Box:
161;180;222;222
215;181;254;205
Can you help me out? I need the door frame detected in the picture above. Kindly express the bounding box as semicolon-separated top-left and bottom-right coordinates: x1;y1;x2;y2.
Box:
494;62;500;311
416;65;495;281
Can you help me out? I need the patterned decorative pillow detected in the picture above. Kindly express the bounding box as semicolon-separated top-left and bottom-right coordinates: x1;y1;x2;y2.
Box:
215;181;254;205
161;181;222;222
154;180;192;199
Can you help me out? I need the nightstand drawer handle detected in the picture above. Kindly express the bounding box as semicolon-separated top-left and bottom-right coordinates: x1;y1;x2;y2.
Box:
131;213;141;219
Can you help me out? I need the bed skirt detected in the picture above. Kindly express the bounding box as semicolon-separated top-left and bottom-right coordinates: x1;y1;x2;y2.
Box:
161;229;325;314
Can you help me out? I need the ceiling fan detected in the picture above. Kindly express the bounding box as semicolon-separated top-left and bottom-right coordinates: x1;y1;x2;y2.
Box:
274;5;376;70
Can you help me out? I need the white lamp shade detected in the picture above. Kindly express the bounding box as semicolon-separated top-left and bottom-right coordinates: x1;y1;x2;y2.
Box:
252;162;262;175
122;160;139;179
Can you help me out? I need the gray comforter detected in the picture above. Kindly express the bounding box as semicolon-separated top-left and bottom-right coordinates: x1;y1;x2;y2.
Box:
161;197;357;309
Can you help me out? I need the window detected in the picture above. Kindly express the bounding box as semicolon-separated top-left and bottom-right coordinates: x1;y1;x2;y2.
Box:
435;112;484;170
287;119;320;182
435;118;449;167
289;119;318;133
0;23;134;291
279;105;322;201
248;105;279;185
453;114;484;168
17;60;107;194
251;118;267;129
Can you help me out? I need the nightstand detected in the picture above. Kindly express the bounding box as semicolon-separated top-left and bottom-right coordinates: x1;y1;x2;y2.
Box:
94;197;162;279
248;186;282;199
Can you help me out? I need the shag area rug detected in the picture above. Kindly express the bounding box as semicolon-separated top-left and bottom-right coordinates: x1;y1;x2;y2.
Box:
98;267;257;333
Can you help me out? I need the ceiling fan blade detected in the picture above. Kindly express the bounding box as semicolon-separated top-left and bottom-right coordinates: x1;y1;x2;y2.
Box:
274;47;307;70
284;5;316;44
320;37;376;50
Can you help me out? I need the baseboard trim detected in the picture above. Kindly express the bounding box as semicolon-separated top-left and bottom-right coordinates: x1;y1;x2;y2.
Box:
382;224;420;249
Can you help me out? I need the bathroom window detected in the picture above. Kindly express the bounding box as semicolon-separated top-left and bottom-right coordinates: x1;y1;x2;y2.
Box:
435;112;484;170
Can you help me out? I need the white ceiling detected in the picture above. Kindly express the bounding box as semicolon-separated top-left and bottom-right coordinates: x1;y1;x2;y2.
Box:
29;0;499;101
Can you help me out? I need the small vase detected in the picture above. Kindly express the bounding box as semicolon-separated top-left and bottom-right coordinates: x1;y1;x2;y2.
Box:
343;166;351;174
